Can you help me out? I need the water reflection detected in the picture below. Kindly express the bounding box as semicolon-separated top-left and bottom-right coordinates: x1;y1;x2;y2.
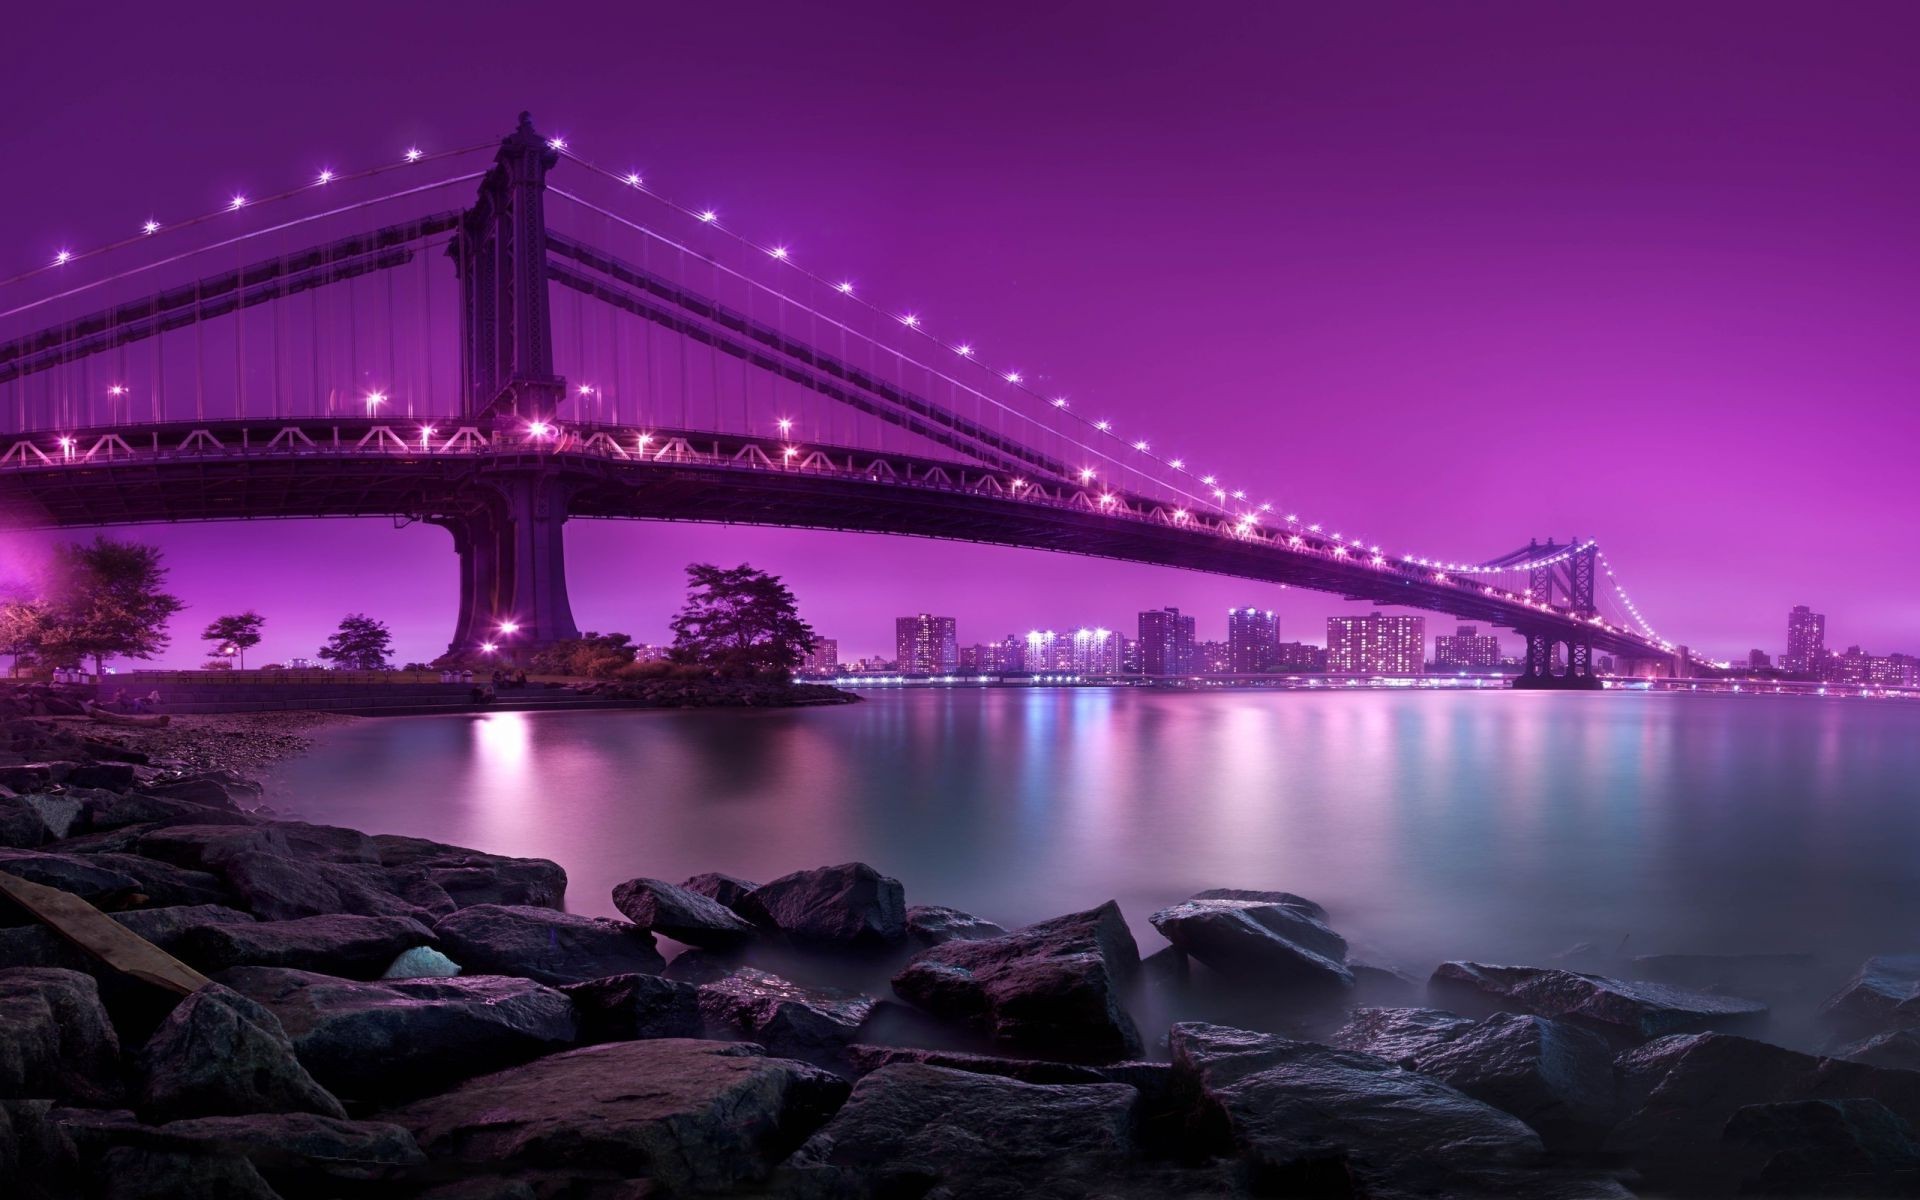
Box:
270;691;1920;986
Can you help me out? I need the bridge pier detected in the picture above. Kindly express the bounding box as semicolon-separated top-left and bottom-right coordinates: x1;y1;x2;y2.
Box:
437;472;581;661
1511;629;1602;690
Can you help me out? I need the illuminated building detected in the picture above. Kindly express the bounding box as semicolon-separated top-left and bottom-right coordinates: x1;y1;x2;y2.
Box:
1275;641;1328;672
1227;607;1278;673
802;638;839;674
1784;606;1825;675
1070;627;1122;673
895;614;958;674
1434;624;1501;670
1328;613;1426;675
1197;640;1232;674
1138;607;1196;676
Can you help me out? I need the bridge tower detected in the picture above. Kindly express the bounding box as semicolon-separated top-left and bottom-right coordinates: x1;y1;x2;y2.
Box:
440;113;581;658
1511;538;1602;690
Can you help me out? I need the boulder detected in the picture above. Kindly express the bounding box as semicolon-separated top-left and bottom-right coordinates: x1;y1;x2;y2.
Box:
736;862;906;951
80;792;259;833
682;871;758;911
220;855;435;923
88;1144;280;1200
0;848;143;904
1822;954;1920;1038
1838;1028;1920;1072
217;966;577;1103
892;900;1143;1062
612;876;756;947
1149;894;1351;988
136;983;346;1120
562;972;704;1043
1190;887;1329;921
143;775;252;810
432;904;663;984
1431;960;1768;1044
1609;1031;1920;1189
1722;1098;1920;1197
0;967;122;1104
136;822;376;871
0;795;51;847
382;946;461;978
369;833;566;910
905;903;1008;947
846;1043;1171;1090
1169;1022;1630;1198
2;1097;79;1195
779;1063;1177;1199
175;914;437;978
697;968;876;1066
64;762;137;791
381;1039;847;1195
83;854;231;908
62;1110;424;1188
1333;1007;1616;1148
0;904;256;975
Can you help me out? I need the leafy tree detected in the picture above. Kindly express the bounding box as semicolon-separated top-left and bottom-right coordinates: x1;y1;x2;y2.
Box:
38;537;186;678
202;611;266;669
528;632;639;679
317;614;393;670
0;600;50;676
669;563;815;680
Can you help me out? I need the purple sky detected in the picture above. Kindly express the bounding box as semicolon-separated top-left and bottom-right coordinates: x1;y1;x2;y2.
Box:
3;1;1916;666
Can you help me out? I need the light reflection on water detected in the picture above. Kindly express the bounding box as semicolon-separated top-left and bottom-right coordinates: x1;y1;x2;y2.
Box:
268;689;1920;977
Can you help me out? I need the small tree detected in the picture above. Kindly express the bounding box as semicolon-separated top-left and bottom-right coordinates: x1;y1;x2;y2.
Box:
38;537;186;678
528;632;639;679
0;600;50;677
202;611;266;669
317;614;393;670
669;563;815;680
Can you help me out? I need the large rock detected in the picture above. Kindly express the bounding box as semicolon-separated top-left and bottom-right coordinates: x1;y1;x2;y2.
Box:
682;871;758;911
61;1110;424;1189
892;900;1143;1062
220;855;435;923
381;1039;847;1195
0;794;83;846
82;854;231;908
79;791;259;834
1333;1007;1616;1148
562;972;704;1043
736;862;906;951
846;1043;1172;1091
905;904;1008;948
1148;892;1351;988
176;914;437;978
432;903;663;984
369;833;566;910
0;904;255;975
1838;1028;1920;1072
217;966;577;1103
779;1062;1186;1199
1609;1031;1920;1189
1722;1098;1920;1197
0;848;143;904
612;876;756;947
698;968;875;1066
88;1144;279;1200
1822;954;1920;1038
1431;960;1768;1044
1169;1022;1629;1198
0;967;122;1104
136;983;346;1121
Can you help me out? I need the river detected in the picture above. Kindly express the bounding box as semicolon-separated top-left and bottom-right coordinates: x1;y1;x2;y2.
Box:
267;687;1920;995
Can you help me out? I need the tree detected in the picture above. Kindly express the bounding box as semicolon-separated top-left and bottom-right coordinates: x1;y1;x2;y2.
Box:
669;563;815;679
528;632;639;679
0;600;50;676
202;611;266;669
38;537;186;678
318;614;393;670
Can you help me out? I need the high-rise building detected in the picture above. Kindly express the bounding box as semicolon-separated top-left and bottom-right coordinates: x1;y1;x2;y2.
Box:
1275;641;1329;672
895;614;958;674
1196;640;1232;674
1138;607;1197;676
802;638;839;674
1120;636;1141;675
1227;607;1279;673
1328;614;1427;675
1022;630;1059;673
1069;627;1122;674
1784;606;1826;675
1433;624;1501;670
1747;649;1771;670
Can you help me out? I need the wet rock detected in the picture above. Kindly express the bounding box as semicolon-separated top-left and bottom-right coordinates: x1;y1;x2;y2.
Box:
80;792;259;833
1190;886;1329;921
735;861;907;951
0;904;256;977
1169;1021;1629;1198
892;900;1143;1062
0;968;122;1104
382;946;460;978
1432;960;1769;1044
698;968;876;1066
0;848;143;903
64;762;136;791
432;903;663;984
137;822;377;871
778;1062;1164;1199
220;855;435;923
218;966;577;1103
1333;1007;1616;1148
905;903;1008;947
846;1043;1170;1089
2;1098;80;1195
612;876;756;947
369;833;566;910
89;1144;280;1200
563;972;704;1042
176;914;437;978
1609;1032;1920;1189
1723;1098;1920;1197
0;795;51;847
136;983;346;1120
1838;1028;1920;1072
85;853;230;908
65;1110;424;1188
143;774;251;810
663;946;749;985
1141;944;1191;988
682;870;758;911
381;1039;847;1195
1149;893;1352;988
1822;954;1920;1038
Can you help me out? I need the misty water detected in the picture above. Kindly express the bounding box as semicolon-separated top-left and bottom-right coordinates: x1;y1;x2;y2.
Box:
269;688;1920;1045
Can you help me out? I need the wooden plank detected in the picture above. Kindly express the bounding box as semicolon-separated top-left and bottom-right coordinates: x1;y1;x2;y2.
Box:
0;870;208;995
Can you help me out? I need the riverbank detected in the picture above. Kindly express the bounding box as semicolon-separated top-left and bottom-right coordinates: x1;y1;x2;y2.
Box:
51;710;357;776
3;689;1918;1196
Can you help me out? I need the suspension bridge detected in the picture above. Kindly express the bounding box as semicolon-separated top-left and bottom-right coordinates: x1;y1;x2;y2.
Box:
0;114;1700;689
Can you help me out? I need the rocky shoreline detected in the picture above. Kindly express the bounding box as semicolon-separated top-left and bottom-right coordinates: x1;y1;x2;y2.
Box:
4;687;1920;1197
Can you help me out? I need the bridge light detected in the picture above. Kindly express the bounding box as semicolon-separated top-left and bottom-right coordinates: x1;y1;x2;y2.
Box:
1213;488;1226;500
1169;458;1183;469
901;313;919;327
229;194;246;210
1174;508;1188;521
58;437;74;449
527;422;552;437
1259;502;1272;511
546;136;567;150
1307;522;1321;532
1005;371;1022;384
956;344;974;356
1201;475;1216;485
699;209;717;222
636;433;652;447
480;642;497;653
782;445;799;459
499;621;520;635
1288;534;1304;546
1094;420;1111;431
54;250;72;265
142;220;160;235
317;169;334;185
1098;492;1116;506
769;246;789;260
576;384;594;396
1051;397;1067;407
1372;555;1386;566
1012;478;1027;489
364;391;386;413
420;426;436;447
836;281;854;294
108;385;128;397
624;172;642;187
1132;440;1149;451
777;418;793;433
1079;467;1096;483
1332;545;1349;557
404;147;423;163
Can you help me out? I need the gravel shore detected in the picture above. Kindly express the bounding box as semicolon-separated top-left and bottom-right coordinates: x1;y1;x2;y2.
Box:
48;710;355;775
